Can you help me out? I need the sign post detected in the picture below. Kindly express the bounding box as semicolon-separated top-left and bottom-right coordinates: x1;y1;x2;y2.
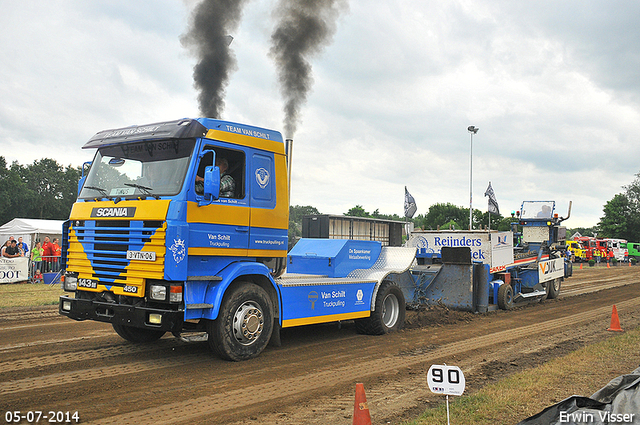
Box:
427;364;466;425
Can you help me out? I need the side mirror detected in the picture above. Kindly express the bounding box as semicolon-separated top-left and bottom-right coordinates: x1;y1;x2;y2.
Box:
204;166;220;200
198;165;220;206
77;161;92;196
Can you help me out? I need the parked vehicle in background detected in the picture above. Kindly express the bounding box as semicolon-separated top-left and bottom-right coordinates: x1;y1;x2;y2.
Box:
604;238;628;262
621;242;639;261
566;240;587;262
573;236;595;261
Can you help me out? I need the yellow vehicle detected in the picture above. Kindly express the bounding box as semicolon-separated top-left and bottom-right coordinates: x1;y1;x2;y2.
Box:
566;240;586;262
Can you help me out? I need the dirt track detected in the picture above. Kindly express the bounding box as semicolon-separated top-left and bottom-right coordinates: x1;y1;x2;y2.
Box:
1;265;640;425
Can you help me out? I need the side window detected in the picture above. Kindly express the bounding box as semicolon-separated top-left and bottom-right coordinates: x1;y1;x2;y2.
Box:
195;146;245;199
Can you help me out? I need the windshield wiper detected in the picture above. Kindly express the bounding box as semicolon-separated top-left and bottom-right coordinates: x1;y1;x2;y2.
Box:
84;186;108;197
124;183;160;199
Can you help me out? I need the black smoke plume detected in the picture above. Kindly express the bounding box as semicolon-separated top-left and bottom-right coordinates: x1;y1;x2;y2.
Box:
270;0;346;138
182;0;247;119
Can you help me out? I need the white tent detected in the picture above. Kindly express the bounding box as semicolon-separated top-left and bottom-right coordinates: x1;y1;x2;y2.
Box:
0;218;65;252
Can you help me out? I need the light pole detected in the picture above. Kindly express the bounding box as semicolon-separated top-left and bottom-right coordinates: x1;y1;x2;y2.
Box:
467;126;479;230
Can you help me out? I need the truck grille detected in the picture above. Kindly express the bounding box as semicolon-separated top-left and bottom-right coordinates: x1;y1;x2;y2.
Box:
67;219;165;288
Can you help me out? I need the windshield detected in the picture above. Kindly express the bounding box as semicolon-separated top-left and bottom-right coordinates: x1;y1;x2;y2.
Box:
79;139;196;199
520;201;555;219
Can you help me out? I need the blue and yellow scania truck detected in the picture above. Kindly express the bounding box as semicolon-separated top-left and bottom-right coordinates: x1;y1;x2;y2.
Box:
59;118;572;361
59;118;416;361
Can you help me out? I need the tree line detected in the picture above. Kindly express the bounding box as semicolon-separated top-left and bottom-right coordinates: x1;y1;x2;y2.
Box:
0;157;81;222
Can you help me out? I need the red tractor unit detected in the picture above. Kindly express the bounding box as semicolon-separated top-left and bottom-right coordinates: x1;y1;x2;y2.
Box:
574;236;595;261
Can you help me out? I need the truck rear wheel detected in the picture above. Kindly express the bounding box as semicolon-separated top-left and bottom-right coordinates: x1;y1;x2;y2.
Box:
355;282;405;335
547;278;561;299
497;284;514;310
112;324;165;343
208;282;273;361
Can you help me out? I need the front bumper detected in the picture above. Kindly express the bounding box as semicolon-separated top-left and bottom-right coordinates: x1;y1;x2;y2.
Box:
59;295;183;333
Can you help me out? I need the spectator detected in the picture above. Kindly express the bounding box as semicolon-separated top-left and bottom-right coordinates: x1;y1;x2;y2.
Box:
33;269;43;284
18;237;29;257
1;240;10;257
31;241;43;278
4;240;21;258
42;236;53;272
52;238;62;272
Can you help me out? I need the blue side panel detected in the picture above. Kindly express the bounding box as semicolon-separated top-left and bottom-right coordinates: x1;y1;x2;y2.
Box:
166;201;188;280
187;255;247;277
189;222;250;250
279;282;376;322
165;223;189;281
289;238;349;258
249;227;288;252
517;268;539;289
250;152;276;209
334;241;381;277
287;239;382;277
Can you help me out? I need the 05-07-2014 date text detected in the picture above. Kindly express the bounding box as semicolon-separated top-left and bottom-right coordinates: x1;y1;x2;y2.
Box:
4;411;79;423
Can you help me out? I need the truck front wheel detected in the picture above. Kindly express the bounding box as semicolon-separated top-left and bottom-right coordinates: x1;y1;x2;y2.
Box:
112;324;165;343
355;282;406;335
208;282;274;361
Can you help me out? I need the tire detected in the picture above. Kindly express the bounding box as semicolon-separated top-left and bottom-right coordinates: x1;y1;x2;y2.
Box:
355;282;406;335
547;278;561;299
208;282;273;361
112;324;165;343
497;284;514;310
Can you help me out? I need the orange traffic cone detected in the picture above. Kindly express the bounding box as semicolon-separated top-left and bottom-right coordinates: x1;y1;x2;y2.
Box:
580;262;583;269
353;383;372;425
607;261;610;268
607;305;624;332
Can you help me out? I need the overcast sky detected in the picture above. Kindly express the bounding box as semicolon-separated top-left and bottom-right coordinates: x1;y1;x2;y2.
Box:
2;1;640;228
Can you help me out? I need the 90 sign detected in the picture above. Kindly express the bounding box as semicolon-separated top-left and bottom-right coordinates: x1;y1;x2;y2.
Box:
427;364;466;396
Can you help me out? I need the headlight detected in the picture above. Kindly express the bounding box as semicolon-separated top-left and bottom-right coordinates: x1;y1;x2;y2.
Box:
150;285;167;301
64;275;77;292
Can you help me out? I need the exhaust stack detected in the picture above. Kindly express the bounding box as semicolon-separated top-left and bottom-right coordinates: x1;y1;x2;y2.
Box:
285;138;293;204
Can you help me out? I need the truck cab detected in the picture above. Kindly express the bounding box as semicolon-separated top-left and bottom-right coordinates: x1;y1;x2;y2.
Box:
566;240;586;262
624;242;640;261
605;238;628;262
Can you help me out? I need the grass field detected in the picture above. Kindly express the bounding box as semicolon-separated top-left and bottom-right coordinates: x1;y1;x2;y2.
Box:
0;282;66;308
404;326;640;424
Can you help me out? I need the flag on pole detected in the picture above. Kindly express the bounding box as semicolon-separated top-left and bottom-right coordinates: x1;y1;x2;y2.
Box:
404;186;417;218
484;182;499;215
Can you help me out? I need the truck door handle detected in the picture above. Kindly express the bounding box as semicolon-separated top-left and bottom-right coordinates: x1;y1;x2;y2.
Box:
236;227;249;233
